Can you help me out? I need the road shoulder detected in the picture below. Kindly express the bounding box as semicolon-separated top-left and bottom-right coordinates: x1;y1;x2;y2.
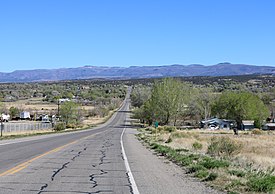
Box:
123;127;223;194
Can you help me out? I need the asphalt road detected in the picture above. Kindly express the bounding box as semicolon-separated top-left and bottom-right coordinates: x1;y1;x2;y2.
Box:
0;92;222;194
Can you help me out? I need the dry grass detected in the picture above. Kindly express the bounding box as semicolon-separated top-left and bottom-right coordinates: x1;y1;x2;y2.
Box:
3;129;53;136
142;128;275;193
158;129;275;170
3;97;94;115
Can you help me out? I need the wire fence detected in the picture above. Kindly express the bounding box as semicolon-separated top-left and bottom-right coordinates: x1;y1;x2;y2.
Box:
1;122;53;134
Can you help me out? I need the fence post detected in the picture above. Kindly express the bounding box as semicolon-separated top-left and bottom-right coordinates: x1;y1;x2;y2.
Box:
1;121;3;137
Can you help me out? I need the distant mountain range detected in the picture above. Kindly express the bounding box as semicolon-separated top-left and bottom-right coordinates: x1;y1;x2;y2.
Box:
0;63;274;82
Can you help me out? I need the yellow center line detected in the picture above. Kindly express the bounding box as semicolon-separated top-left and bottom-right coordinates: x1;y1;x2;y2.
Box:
0;131;102;177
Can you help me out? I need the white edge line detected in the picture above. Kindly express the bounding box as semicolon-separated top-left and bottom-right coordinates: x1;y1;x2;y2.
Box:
120;127;140;194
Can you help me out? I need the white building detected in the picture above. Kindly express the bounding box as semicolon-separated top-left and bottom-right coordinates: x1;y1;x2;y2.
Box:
20;111;31;119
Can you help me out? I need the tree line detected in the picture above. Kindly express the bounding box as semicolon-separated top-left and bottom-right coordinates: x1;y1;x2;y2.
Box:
131;78;271;129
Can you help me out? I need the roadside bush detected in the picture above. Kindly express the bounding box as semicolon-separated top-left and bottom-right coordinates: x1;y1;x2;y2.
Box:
54;122;66;131
207;137;241;158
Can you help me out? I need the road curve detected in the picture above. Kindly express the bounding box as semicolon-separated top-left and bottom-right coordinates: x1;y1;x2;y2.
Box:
0;90;222;194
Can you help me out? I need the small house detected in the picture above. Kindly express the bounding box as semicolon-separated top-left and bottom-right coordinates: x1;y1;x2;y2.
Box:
200;118;234;130
20;111;31;120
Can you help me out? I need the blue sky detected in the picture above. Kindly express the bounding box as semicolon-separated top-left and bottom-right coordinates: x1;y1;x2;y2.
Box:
0;0;274;72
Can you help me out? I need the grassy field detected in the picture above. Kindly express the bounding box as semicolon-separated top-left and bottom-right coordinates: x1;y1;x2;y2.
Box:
158;129;275;170
137;126;275;194
3;97;95;114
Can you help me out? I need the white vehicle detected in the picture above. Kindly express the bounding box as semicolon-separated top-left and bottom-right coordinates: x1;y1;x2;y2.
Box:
41;114;50;123
1;114;10;122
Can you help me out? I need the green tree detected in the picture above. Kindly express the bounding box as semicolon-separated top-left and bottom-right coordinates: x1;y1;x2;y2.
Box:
131;85;151;108
60;101;81;126
147;78;190;125
9;106;19;119
193;88;215;121
212;92;269;129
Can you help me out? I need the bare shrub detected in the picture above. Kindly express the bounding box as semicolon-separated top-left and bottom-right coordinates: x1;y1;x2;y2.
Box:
207;137;242;158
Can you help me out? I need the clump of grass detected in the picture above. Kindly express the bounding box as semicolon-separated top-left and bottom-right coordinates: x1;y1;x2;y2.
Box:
247;171;275;192
175;148;189;153
251;129;263;135
207;137;242;158
171;131;189;139
192;141;203;151
165;135;173;143
225;180;243;191
195;170;209;179
145;127;154;132
203;172;218;181
187;164;206;174
227;192;240;194
163;126;176;133
198;157;230;169
228;169;246;178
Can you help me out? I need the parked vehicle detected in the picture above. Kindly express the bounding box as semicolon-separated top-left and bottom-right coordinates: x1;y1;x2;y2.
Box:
1;114;10;122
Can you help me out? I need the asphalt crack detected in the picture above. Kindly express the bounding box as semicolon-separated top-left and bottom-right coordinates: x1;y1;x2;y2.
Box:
89;140;113;191
51;162;70;181
89;174;98;188
37;183;48;194
89;169;108;188
99;150;106;166
125;171;135;194
36;146;88;193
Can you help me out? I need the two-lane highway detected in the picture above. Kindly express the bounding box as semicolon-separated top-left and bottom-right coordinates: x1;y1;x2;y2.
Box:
0;90;222;194
0;93;136;193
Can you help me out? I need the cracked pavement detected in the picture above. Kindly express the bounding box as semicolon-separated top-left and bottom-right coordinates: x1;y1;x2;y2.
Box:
0;93;223;194
0;109;131;193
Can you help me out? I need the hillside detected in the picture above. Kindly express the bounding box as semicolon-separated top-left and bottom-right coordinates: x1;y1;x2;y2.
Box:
0;63;274;82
